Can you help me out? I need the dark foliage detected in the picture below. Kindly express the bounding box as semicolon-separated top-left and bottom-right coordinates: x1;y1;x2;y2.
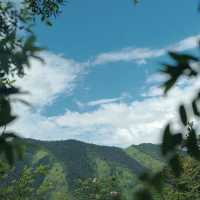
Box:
0;0;64;166
37;139;146;190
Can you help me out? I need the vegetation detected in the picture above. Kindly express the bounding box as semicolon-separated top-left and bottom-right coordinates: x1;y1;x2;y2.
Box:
0;0;64;165
74;177;122;200
126;145;163;171
0;165;47;200
0;139;163;199
162;156;200;200
131;1;200;200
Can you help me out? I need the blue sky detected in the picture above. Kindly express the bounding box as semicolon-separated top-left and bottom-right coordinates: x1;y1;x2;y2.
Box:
11;0;200;146
35;0;200;58
34;0;200;114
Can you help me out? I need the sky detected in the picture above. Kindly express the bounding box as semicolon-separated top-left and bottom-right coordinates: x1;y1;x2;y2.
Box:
10;0;200;147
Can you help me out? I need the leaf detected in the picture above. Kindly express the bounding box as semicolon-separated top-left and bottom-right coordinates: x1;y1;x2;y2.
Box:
135;188;153;200
46;20;52;26
161;77;177;95
179;104;188;126
162;124;171;156
151;172;163;192
173;133;183;146
168;52;199;63
24;35;36;50
162;124;182;156
161;52;199;94
31;55;45;64
0;98;17;127
169;154;183;177
14;139;24;160
0;86;20;96
192;99;200;117
11;98;32;108
186;128;200;160
139;171;164;192
134;0;140;5
139;172;150;183
160;64;180;94
0;133;23;165
4;142;14;166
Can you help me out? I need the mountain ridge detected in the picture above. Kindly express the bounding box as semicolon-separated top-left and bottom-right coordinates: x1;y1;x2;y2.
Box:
0;138;164;200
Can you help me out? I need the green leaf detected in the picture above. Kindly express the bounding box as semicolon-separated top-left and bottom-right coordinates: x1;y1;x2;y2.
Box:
186;129;200;160
0;98;17;127
179;104;188;126
192;99;200;117
0;86;20;96
161;52;199;94
24;35;36;50
46;20;52;26
168;52;199;63
162;124;171;155
14;139;24;160
139;172;150;183
134;0;140;5
151;172;163;192
0;133;23;165
139;171;164;192
4;142;14;166
160;62;183;94
169;154;183;177
161;123;182;156
135;188;153;200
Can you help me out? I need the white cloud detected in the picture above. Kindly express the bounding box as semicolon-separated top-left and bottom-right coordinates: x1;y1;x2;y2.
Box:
50;77;199;146
92;48;164;66
76;94;129;108
146;73;166;84
11;71;199;147
15;51;84;108
87;97;124;106
169;35;200;52
52;98;169;146
8;34;200;147
91;34;200;66
142;86;163;97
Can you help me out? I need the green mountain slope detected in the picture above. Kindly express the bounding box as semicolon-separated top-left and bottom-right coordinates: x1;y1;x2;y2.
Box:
125;145;163;171
0;139;163;200
132;143;163;161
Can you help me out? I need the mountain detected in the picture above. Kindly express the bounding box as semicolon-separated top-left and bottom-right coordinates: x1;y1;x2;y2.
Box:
0;139;164;200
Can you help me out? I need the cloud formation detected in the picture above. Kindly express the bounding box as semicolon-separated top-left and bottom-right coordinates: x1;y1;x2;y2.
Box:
12;75;199;147
15;51;84;107
51;76;199;146
9;34;200;147
91;34;200;66
76;94;129;108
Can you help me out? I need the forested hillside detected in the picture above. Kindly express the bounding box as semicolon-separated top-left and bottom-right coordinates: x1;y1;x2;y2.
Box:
0;139;163;200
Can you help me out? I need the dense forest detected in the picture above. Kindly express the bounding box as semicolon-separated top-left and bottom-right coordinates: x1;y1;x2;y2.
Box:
0;139;198;200
0;139;161;199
